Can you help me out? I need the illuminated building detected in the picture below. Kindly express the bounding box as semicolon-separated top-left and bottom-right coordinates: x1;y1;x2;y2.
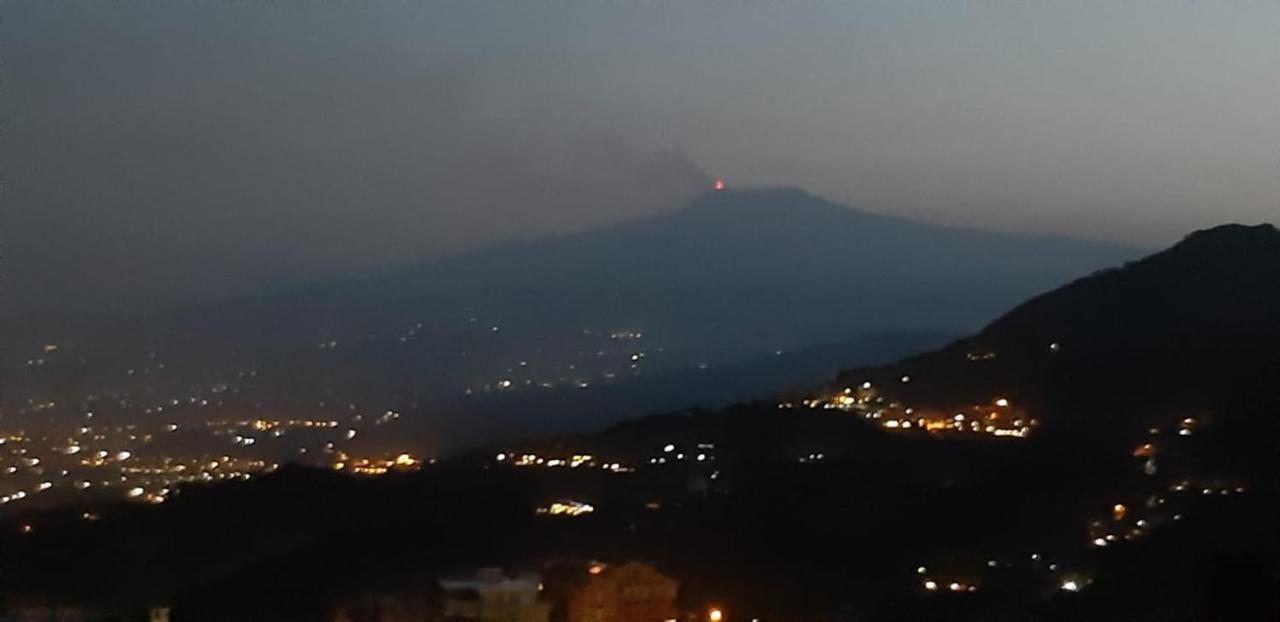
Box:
545;561;679;622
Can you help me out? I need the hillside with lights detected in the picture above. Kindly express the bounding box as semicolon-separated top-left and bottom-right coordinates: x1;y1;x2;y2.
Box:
2;222;1278;621
2;186;1138;455
826;222;1280;451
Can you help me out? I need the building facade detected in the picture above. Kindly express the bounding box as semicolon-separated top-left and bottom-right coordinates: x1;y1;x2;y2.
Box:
440;567;550;622
552;561;679;622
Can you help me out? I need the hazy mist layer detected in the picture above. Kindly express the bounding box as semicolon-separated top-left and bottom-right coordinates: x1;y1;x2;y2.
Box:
5;2;1277;318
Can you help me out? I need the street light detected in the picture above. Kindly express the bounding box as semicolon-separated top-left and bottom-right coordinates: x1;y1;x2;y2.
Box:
709;608;724;622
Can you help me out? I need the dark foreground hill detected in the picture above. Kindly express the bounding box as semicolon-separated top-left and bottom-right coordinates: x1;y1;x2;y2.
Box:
3;223;1275;622
828;223;1280;459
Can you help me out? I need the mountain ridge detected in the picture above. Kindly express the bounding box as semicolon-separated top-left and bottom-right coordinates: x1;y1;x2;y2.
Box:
3;187;1147;454
5;221;1278;622
821;220;1280;443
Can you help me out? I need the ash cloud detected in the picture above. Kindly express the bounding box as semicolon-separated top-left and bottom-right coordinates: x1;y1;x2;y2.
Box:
1;3;708;320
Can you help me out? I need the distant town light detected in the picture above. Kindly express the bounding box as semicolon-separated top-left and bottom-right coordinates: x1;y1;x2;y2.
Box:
537;500;595;517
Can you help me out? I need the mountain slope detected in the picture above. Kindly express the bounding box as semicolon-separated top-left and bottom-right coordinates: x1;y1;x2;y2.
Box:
4;223;1277;622
184;186;1141;355
546;222;1279;470
3;188;1141;454
834;222;1280;444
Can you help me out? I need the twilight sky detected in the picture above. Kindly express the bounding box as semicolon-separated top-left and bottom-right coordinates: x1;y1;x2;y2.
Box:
4;2;1278;319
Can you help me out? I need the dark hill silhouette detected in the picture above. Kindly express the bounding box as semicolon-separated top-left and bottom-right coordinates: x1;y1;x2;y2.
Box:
3;224;1279;622
3;187;1139;453
67;187;1140;360
517;223;1278;469
833;223;1280;443
190;186;1139;352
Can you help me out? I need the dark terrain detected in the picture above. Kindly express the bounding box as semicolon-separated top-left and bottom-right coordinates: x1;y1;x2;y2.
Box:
3;223;1275;621
2;188;1138;453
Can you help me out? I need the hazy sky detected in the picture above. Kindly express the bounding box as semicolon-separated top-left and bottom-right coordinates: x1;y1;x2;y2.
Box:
5;2;1278;319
